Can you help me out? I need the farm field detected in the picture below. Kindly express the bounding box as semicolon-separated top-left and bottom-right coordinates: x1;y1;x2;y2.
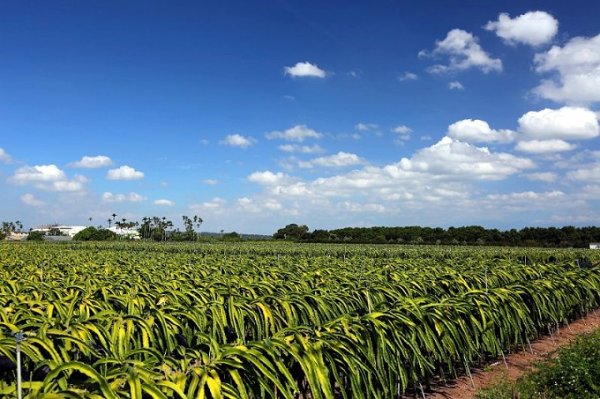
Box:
1;242;599;398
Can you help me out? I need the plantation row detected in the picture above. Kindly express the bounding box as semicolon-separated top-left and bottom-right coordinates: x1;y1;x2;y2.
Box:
0;242;599;398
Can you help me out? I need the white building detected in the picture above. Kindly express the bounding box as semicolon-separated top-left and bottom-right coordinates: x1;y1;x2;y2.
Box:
590;243;600;249
108;226;140;239
32;225;87;238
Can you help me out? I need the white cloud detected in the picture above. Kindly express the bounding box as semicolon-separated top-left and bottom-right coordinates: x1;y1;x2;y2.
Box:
201;179;219;185
515;139;576;154
0;148;12;163
487;190;564;201
517;106;599;140
266;125;323;142
449;81;464;90
278;144;324;154
13;164;66;182
392;125;412;134
11;164;88;192
484;11;558;46
421;29;502;74
400;136;534;180
398;72;418;81
355;123;378;131
247;170;289;185
298;152;365;169
70;155;113;168
447;119;515;143
20;193;44;207
533;33;600;103
102;192;145;203
154;199;175;206
220;134;256;148
189;197;226;213
284;61;326;78
567;164;600;182
524;172;558;183
106;165;144;180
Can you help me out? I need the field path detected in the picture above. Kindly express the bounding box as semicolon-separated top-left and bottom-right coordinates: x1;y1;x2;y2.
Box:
426;308;600;399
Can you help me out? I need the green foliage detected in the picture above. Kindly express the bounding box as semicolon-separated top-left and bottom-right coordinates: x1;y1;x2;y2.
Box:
26;231;45;241
0;243;599;397
478;329;600;398
72;226;117;241
273;223;309;240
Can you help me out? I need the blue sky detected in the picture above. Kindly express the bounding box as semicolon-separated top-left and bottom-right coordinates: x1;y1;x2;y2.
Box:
1;1;600;234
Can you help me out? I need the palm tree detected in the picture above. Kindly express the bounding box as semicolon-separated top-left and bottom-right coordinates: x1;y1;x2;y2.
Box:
88;217;92;226
107;218;112;228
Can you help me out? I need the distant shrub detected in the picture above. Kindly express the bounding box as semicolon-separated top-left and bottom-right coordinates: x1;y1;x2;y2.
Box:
27;231;45;241
73;227;117;241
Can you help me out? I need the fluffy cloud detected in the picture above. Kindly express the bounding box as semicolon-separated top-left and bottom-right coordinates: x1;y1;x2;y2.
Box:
11;164;87;192
515;139;576;154
533;34;600;103
484;11;558;46
449;81;464;90
355;123;378;131
70;155;113;168
298;152;365;169
201;179;219;185
284;62;326;78
220;134;256;148
0;148;12;163
401;137;533;180
392;125;412;134
266;125;322;142
106;165;144;180
567;164;600;182
447;119;515;143
420;29;502;74
189;197;227;213
486;190;564;201
524;172;558;183
278;144;324;154
102;192;145;203
517;107;599;140
247;170;289;185
398;72;418;81
20;193;44;207
154;199;175;206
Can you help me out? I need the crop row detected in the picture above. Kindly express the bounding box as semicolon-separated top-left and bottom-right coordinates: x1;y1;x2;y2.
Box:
0;242;598;398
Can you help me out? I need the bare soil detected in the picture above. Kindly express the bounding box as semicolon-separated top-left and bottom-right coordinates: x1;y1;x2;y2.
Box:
426;308;600;399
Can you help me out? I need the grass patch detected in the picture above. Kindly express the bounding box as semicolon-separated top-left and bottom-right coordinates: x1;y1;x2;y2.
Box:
476;328;600;398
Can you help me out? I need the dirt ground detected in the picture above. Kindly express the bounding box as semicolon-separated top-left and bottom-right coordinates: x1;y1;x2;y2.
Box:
426;308;600;399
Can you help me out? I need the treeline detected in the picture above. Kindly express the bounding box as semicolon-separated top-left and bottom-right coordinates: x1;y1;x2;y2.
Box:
274;224;600;247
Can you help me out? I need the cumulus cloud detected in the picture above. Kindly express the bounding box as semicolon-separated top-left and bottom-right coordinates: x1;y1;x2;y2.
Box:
102;192;145;203
524;172;558;183
106;165;144;180
247;170;289;185
266;125;322;142
154;199;175;206
284;62;326;78
484;11;558;46
515;139;576;154
447;119;515;143
0;148;12;163
201;179;219;185
70;155;113;168
189;197;227;213
20;193;44;207
220;134;256;148
486;190;564;201
355;123;378;131
449;81;464;90
11;164;87;192
567;164;600;182
392;125;412;134
533;33;600;103
278;144;324;154
420;29;502;74
398;72;418;81
517;106;599;140
298;152;365;169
